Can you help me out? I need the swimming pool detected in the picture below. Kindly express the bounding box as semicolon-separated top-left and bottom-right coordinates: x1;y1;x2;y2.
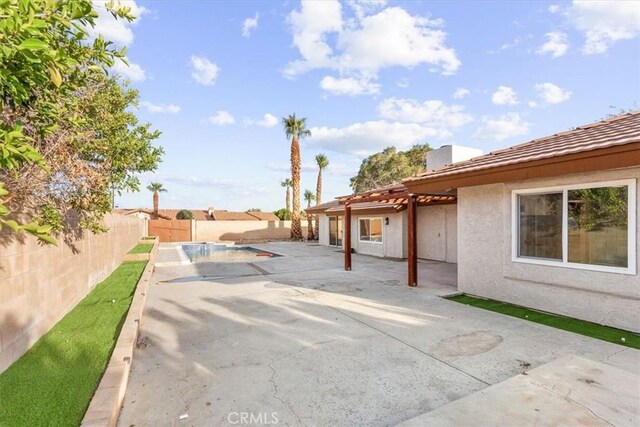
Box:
181;243;281;263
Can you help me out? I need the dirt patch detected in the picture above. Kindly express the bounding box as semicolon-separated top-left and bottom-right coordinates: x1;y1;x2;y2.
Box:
431;331;503;357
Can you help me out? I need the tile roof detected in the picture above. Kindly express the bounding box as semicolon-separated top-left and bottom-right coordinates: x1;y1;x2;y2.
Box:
405;111;640;183
115;208;278;221
305;200;340;213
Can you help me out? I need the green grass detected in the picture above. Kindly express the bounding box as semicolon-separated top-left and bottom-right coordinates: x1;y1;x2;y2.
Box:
128;243;153;254
447;294;640;349
0;261;147;426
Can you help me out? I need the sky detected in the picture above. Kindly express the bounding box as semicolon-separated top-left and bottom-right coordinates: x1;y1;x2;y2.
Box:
99;0;640;211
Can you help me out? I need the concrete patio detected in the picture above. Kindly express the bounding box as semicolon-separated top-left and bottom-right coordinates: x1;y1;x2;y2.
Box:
119;242;639;426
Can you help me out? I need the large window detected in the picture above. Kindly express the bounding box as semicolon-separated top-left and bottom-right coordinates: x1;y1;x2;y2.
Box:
513;180;636;274
359;218;383;243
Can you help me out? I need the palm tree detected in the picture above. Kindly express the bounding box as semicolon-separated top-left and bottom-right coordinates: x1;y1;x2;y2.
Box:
282;113;311;240
280;178;293;219
314;153;329;239
146;182;167;219
304;189;316;240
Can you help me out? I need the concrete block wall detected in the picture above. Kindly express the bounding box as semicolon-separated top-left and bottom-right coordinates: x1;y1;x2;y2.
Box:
0;214;145;373
193;220;310;242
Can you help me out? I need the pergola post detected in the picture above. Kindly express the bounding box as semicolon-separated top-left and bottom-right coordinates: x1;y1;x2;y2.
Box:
344;203;352;271
407;194;417;287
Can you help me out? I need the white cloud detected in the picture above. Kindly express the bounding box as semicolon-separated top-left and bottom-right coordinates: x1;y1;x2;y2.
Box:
396;78;409;88
338;7;460;76
320;75;380;96
285;0;343;77
378;98;473;128
570;0;640;54
548;4;560;14
285;2;460;92
257;113;279;128
112;58;146;81
537;31;569;58
535;82;572;104
491;86;518;105
528;101;538;108
473;113;531;141
487;34;531;54
347;0;387;19
242;13;259;37
190;56;219;86
309;121;451;157
453;87;470;99
89;0;147;45
209;110;235;125
139;101;180;114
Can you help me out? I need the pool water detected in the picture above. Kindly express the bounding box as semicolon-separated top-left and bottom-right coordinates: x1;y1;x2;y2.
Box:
181;244;280;263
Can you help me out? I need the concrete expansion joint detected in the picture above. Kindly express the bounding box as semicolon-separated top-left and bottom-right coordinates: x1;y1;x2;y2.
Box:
268;361;303;425
533;379;616;427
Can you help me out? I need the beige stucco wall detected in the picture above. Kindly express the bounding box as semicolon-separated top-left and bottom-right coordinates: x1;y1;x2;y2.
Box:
458;167;640;332
348;211;406;258
417;205;457;263
193;220;309;242
0;213;144;372
317;206;456;262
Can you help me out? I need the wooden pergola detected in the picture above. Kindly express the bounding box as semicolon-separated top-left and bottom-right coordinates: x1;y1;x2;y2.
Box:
337;184;456;287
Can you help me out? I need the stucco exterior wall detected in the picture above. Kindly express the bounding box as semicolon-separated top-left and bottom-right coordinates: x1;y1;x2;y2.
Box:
458;167;640;332
349;211;406;258
193;220;309;242
0;214;145;372
417;204;457;263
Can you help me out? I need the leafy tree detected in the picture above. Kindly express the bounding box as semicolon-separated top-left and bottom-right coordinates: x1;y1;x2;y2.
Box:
280;178;292;216
282;114;311;240
176;210;193;220
273;208;291;221
147;183;167;219
314;153;328;238
3;75;163;238
350;144;431;193
0;0;160;243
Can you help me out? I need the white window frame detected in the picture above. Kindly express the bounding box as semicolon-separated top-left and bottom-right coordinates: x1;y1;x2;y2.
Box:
511;179;636;275
358;217;384;244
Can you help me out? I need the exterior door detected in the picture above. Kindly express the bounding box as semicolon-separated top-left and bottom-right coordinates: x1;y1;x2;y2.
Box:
329;216;343;246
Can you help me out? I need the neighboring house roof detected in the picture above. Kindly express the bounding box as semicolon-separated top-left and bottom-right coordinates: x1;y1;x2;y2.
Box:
114;208;278;221
246;211;280;221
404;112;640;192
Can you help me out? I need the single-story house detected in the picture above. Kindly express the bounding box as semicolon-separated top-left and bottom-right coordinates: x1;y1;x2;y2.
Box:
308;112;639;331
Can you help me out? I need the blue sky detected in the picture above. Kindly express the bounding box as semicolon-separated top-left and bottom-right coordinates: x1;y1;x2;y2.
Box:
99;0;640;211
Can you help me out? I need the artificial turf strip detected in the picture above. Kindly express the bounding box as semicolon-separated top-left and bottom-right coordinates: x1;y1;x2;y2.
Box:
447;294;640;350
128;243;154;254
0;260;147;427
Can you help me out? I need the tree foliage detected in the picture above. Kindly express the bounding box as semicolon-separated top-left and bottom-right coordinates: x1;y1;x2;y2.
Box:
176;210;193;220
273;208;291;221
0;0;162;243
350;144;431;194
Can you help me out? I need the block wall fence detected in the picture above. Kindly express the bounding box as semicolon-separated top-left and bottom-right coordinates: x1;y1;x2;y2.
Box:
0;214;145;372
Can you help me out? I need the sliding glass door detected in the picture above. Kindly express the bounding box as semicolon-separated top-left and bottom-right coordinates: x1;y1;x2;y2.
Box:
328;216;343;246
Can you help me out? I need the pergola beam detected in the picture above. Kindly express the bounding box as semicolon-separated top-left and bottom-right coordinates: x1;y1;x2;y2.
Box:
344;203;351;271
407;194;417;287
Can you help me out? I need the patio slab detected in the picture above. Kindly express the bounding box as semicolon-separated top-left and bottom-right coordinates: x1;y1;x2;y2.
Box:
118;242;639;426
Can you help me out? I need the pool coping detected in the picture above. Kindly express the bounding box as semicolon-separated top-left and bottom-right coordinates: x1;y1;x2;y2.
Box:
156;242;285;267
80;236;159;427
